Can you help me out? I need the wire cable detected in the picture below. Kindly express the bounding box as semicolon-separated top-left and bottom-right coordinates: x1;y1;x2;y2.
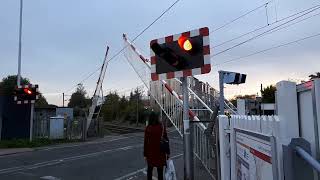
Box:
212;5;320;49
210;1;270;33
266;11;320;37
64;0;182;93
214;32;320;66
212;5;320;57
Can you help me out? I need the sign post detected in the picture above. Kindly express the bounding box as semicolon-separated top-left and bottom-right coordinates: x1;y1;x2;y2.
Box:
29;104;34;141
219;71;225;115
218;71;247;115
14;84;39;141
182;77;193;180
150;27;211;180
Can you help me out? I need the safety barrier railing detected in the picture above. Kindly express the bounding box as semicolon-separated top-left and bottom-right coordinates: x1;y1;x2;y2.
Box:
123;34;223;179
295;146;320;172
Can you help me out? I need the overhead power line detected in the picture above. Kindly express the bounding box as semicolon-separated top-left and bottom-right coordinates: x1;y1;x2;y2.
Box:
266;11;320;36
64;0;182;93
212;5;320;57
214;32;320;66
210;1;270;33
212;5;320;48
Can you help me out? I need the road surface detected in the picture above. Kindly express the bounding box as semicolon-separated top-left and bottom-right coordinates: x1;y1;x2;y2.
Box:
0;130;211;180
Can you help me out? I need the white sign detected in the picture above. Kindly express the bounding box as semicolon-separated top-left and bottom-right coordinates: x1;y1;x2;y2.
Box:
235;129;277;180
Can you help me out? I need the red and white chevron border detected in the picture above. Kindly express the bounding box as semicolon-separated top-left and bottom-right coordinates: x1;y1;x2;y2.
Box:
150;27;211;81
14;84;39;104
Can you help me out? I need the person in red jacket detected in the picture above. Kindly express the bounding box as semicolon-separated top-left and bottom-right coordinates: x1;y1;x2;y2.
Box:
144;112;170;180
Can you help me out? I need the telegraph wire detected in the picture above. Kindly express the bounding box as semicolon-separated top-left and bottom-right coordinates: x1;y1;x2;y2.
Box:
265;11;320;37
274;0;278;22
210;1;270;33
212;5;320;49
214;32;320;66
212;5;320;57
64;0;182;93
265;3;269;26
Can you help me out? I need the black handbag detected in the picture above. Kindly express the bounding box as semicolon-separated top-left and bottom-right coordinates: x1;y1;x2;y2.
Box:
160;124;170;154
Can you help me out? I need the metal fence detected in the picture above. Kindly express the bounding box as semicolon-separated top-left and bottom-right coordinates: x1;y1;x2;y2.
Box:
33;116;86;140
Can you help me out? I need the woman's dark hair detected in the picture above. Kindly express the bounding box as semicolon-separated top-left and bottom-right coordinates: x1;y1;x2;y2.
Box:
148;112;160;125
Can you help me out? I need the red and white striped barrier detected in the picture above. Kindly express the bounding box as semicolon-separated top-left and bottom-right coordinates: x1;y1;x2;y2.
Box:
123;34;149;64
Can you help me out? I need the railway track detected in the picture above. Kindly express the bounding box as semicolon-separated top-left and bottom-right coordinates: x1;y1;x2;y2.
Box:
104;123;145;134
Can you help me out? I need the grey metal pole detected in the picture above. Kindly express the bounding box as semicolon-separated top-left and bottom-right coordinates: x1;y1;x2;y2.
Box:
29;103;34;141
62;93;65;107
182;77;193;180
219;71;225;115
136;94;139;126
295;146;320;173
17;0;23;86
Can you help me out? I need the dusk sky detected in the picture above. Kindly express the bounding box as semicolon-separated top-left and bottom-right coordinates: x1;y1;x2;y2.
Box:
1;0;319;106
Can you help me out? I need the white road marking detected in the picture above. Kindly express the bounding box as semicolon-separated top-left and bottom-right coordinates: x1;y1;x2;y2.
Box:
40;136;132;151
40;176;61;180
15;171;36;177
113;168;145;180
0;144;142;175
113;153;183;180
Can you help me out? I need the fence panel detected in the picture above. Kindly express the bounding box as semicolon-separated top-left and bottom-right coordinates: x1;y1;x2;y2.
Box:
219;115;287;180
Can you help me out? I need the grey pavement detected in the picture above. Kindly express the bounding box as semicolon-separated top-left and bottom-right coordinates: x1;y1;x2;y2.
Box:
0;130;212;180
0;148;34;156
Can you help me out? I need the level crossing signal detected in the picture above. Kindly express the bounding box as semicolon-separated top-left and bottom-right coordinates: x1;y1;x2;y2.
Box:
14;84;39;104
150;27;211;81
223;72;247;85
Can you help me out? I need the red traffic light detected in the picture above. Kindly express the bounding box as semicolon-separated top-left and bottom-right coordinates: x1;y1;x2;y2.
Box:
178;36;192;51
23;88;33;95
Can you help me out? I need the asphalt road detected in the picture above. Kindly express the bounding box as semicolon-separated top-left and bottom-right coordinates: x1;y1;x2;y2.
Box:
0;130;185;180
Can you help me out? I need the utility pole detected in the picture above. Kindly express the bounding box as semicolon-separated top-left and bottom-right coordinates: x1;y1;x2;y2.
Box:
260;84;263;116
16;0;33;141
219;71;225;115
136;93;139;126
182;77;193;180
62;93;65;107
17;0;23;86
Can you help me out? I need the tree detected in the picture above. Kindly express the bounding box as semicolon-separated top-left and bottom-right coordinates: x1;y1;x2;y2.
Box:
309;72;320;80
261;85;276;103
100;86;150;125
101;92;120;121
127;87;144;124
0;75;48;107
68;84;90;108
35;94;49;107
229;94;256;107
0;75;30;94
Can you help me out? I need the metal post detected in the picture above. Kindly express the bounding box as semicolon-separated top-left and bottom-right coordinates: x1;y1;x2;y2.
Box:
82;117;87;141
182;77;193;180
29;103;34;141
136;94;139;126
62;93;65;107
219;71;225;115
17;0;23;86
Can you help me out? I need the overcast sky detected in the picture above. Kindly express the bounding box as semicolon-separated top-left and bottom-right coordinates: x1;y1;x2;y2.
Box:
1;0;320;106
